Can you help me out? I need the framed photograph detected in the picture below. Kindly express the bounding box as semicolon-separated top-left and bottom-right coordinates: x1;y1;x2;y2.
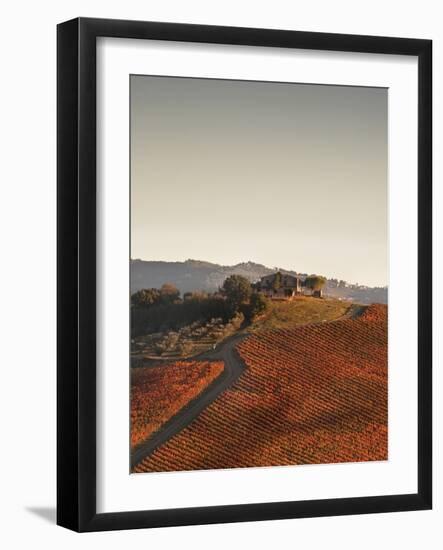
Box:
57;17;432;532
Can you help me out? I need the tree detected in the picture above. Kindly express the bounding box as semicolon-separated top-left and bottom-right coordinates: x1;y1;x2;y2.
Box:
160;283;180;304
131;288;161;308
246;292;269;320
272;271;282;291
187;290;208;301
304;275;327;293
222;275;252;313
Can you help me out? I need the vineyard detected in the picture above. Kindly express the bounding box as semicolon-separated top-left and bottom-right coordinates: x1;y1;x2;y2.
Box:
131;361;224;449
133;304;388;472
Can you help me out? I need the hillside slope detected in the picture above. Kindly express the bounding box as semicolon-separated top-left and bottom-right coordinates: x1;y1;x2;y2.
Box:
134;304;388;473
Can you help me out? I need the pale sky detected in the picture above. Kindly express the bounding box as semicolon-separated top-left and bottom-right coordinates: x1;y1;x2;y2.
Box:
131;75;388;287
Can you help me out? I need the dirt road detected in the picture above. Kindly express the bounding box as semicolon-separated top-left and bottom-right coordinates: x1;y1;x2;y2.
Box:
131;332;248;470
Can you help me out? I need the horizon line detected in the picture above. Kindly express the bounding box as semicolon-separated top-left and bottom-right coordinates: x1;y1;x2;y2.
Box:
130;257;388;289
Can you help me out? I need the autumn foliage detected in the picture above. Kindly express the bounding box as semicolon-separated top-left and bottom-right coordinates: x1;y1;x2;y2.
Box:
131;361;224;449
134;305;388;472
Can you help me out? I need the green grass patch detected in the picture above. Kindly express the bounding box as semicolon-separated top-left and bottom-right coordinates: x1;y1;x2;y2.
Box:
247;296;350;333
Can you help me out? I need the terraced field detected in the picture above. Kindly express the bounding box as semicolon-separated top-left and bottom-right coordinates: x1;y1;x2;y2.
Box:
134;304;387;472
131;314;243;364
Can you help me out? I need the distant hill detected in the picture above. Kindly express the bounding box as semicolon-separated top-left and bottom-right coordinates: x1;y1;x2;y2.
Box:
131;259;387;305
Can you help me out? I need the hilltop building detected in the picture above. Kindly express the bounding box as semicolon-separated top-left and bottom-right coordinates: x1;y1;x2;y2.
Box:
253;272;302;300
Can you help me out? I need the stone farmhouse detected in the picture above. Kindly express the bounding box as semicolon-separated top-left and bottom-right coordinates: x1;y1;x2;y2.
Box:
253;272;303;300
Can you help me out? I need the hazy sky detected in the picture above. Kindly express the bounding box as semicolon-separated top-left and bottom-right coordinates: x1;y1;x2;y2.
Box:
131;75;387;287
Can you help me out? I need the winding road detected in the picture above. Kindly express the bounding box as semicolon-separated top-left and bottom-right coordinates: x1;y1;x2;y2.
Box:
131;332;249;470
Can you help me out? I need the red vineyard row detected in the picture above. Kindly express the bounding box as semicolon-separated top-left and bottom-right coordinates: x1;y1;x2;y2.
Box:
134;304;388;473
131;360;224;449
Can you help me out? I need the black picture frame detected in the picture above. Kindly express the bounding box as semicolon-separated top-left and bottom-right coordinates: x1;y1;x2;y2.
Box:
57;17;432;532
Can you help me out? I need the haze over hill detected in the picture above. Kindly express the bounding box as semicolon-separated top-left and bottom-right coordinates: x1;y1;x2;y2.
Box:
131;259;387;305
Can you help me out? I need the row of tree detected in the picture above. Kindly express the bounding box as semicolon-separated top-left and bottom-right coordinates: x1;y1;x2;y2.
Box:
131;273;326;337
131;274;327;310
130;276;269;336
131;283;180;308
